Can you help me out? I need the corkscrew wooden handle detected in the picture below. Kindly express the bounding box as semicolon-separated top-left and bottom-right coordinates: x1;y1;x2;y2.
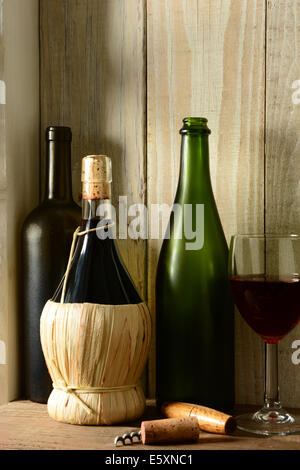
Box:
161;402;236;435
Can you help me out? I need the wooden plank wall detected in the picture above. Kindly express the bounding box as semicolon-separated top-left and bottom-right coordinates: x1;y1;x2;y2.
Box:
0;0;7;406
266;0;300;407
0;0;40;404
40;0;147;297
40;0;300;407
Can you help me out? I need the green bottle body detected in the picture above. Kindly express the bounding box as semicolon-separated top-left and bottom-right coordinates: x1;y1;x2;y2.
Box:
156;118;234;412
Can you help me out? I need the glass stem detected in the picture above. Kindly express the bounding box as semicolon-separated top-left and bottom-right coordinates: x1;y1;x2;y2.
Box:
264;342;280;410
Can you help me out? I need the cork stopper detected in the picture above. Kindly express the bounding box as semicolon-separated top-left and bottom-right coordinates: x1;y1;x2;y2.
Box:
140;417;200;444
81;155;112;200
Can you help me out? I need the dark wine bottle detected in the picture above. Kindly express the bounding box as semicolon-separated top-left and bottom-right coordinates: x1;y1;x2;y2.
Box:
22;126;81;403
53;154;141;305
156;117;234;411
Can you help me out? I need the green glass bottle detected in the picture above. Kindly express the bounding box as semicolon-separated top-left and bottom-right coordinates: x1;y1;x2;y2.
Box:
156;117;234;412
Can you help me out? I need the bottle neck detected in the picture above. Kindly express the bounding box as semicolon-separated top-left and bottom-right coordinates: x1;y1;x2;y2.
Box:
81;181;112;227
44;140;73;202
178;134;212;194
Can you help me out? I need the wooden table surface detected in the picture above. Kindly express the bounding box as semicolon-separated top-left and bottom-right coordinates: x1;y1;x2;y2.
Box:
0;400;300;450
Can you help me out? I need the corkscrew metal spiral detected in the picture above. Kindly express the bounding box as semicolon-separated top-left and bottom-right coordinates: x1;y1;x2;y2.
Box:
114;430;141;446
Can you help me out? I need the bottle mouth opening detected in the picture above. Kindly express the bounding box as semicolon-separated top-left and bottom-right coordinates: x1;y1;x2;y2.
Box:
180;117;211;135
46;126;72;142
183;117;208;123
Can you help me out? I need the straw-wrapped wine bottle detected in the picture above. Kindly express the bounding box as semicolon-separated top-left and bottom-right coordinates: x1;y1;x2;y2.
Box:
40;155;151;425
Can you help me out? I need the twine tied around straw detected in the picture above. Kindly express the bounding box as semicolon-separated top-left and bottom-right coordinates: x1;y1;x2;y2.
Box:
51;360;137;416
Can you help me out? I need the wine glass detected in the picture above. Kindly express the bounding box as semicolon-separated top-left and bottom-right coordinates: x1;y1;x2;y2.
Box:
229;234;300;435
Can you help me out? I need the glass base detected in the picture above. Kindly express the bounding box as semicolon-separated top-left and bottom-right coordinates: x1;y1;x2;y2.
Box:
236;407;300;436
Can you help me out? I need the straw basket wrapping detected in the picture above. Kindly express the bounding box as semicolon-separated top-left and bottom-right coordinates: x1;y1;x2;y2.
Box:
40;300;151;425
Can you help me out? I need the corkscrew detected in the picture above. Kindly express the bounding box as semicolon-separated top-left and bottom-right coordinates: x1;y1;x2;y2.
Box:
114;417;199;446
114;402;236;445
114;430;141;446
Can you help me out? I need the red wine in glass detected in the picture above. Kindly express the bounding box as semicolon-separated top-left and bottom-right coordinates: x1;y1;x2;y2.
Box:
230;274;300;343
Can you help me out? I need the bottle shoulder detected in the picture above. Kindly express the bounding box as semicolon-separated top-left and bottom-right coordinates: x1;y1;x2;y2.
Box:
40;199;81;212
22;201;81;236
157;218;229;284
59;230;142;305
24;200;80;220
